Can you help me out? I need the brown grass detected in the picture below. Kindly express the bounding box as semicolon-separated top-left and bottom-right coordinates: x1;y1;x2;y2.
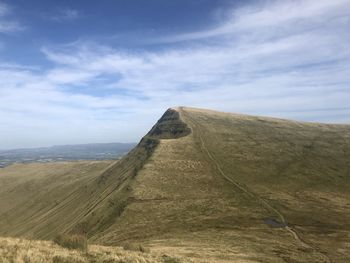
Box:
0;237;190;263
122;242;150;253
53;234;87;252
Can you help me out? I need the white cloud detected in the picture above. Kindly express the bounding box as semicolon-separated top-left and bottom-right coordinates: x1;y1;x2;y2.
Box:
160;0;350;43
1;0;350;148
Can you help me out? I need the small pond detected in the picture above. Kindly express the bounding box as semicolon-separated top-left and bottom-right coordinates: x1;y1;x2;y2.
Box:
264;218;287;228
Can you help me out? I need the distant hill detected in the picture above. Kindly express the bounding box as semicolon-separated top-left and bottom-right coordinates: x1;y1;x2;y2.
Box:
0;142;136;167
0;107;349;262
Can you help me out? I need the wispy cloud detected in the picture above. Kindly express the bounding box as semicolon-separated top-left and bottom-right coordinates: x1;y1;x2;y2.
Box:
0;1;9;16
0;1;23;33
50;8;81;22
159;0;350;43
1;0;350;148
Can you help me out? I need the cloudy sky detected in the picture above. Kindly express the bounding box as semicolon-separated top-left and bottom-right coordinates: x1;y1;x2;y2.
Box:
1;0;350;149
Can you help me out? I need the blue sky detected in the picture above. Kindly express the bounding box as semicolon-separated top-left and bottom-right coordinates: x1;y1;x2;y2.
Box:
0;0;350;148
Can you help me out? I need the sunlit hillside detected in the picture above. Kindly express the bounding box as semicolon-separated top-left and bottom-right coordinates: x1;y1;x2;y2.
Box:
1;107;349;262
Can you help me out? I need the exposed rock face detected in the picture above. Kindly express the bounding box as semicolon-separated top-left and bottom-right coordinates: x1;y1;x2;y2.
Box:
147;108;191;139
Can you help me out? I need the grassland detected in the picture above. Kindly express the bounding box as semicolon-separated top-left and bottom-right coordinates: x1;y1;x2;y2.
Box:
0;107;349;262
0;236;188;263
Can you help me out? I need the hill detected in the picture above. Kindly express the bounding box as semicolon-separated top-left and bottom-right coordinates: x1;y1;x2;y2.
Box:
0;107;349;262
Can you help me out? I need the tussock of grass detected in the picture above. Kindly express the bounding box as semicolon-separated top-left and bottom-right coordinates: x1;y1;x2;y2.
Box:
53;255;85;263
54;234;88;252
162;254;181;263
122;242;150;253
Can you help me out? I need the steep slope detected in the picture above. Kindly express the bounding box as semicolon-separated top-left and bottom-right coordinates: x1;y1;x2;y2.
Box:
0;109;189;240
93;107;350;262
0;107;349;262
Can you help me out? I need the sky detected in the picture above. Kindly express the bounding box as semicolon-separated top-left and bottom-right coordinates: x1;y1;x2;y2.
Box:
0;0;350;149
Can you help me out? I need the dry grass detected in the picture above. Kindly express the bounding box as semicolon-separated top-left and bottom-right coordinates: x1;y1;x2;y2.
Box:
53;234;87;252
0;237;190;263
122;242;150;253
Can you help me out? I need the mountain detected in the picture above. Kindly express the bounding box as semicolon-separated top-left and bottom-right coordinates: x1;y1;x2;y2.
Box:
0;107;349;262
0;142;136;167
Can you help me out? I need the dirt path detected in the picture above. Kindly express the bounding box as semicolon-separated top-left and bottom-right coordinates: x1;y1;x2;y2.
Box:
180;109;331;263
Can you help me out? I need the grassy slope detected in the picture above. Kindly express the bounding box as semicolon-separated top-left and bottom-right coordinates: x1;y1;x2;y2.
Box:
0;161;113;238
0;107;349;262
181;108;350;262
93;107;350;262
